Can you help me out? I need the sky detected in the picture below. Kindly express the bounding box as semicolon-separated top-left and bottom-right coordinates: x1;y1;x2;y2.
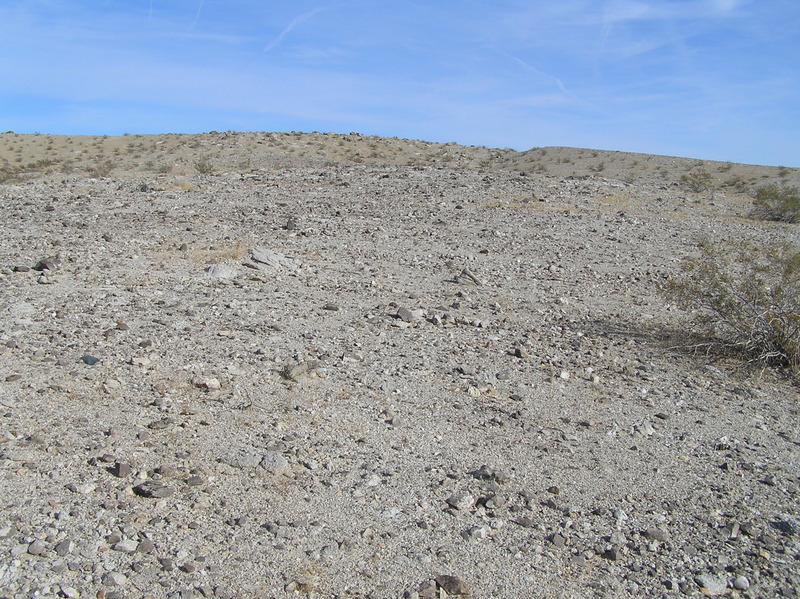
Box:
0;0;798;166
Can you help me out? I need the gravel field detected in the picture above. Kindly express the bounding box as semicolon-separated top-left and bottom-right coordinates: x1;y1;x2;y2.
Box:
1;132;799;599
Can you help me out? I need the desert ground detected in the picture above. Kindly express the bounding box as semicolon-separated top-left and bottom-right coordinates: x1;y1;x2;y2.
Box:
1;131;799;599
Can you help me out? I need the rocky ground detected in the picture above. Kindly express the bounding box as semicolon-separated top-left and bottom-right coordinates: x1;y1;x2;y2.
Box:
1;131;799;599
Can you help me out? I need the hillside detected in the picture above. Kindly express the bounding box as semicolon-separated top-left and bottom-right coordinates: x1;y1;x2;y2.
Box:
1;132;798;598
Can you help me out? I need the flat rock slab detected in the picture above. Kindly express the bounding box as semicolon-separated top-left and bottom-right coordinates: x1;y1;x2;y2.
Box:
246;247;300;271
133;481;176;498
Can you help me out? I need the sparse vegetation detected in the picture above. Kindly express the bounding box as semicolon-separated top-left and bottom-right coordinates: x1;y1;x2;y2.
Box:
680;170;713;192
194;156;214;174
0;158;58;183
667;241;800;376
752;184;800;223
87;160;114;178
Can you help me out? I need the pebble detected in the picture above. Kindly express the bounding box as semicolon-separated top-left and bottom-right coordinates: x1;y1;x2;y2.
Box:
102;572;128;587
27;540;46;555
644;527;669;542
733;576;750;590
55;539;73;556
203;263;238;279
435;574;470;596
397;307;414;322
462;525;489;540
695;574;728;595
220;445;264;469
133;481;176;498
446;492;475;511
113;539;139;553
260;451;290;475
80;355;100;366
113;462;131;478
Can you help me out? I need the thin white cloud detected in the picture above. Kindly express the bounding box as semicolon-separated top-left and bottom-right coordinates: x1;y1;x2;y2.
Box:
191;0;205;29
496;50;568;94
264;7;325;52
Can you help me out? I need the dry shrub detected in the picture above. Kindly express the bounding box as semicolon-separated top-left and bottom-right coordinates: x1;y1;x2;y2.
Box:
667;240;800;376
752;184;800;223
680;170;713;192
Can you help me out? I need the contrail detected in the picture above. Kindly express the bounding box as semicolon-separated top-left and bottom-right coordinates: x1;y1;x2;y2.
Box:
264;7;325;52
191;0;205;28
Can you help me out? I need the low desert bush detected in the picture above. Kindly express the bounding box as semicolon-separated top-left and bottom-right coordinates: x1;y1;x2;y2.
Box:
752;184;800;223
194;156;214;174
680;170;713;192
667;241;800;376
87;159;114;178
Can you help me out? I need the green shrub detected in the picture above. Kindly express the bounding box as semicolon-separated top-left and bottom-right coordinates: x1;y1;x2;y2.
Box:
680;170;713;192
667;241;800;375
752;184;800;223
194;156;214;174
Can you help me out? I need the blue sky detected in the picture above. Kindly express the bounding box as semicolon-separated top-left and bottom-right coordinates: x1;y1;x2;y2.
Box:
1;1;798;166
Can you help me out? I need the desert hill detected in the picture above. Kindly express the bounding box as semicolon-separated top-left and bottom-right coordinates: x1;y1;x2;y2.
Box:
0;132;798;598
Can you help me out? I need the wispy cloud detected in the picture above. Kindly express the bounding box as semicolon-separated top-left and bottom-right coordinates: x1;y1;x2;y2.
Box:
495;50;569;94
264;7;326;52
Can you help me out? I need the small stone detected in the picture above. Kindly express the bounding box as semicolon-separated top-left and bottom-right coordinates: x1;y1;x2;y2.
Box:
80;355;100;366
102;379;122;394
397;307;414;322
644;527;669;542
547;486;560;495
283;360;319;381
133;481;176;498
260;451;290;475
203;263;238;279
34;256;61;271
196;377;221;392
446;492;475;511
28;540;46;555
113;539;139;553
185;475;205;487
113;462;131;478
60;587;80;598
551;533;567;548
102;572;128;587
220;445;263;469
462;525;488;540
137;538;155;553
435;574;469;596
514;346;529;359
67;482;97;494
159;557;175;571
55;539;73;556
514;516;535;528
602;547;621;561
733;576;750;590
570;554;587;567
695;574;728;596
775;515;800;535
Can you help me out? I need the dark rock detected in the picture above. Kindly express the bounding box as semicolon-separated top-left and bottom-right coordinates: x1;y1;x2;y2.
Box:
133;481;176;498
435;574;470;596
